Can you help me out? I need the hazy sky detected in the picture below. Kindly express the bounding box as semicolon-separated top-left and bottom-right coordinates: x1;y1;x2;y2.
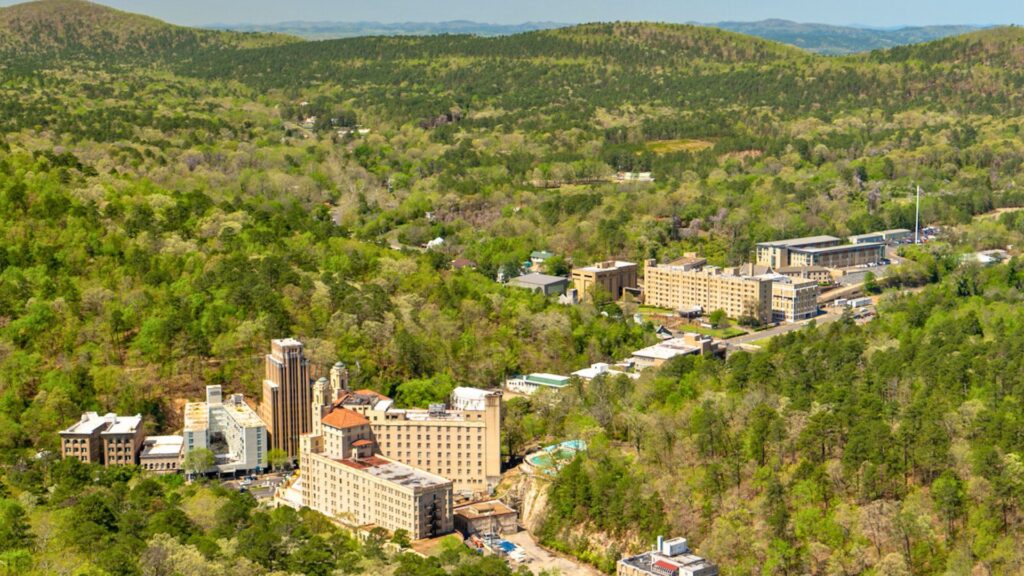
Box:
3;0;1023;27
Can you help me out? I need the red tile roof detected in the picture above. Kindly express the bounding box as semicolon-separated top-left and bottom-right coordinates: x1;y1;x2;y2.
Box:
353;389;391;400
654;559;679;573
321;408;370;430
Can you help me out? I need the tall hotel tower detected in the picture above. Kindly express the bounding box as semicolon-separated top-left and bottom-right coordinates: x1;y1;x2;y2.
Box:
258;338;313;458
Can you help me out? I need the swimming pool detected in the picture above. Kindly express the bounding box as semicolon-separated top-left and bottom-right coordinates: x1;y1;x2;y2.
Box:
526;439;587;470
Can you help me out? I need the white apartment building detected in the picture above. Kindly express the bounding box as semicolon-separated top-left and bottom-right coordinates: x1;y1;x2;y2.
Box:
184;385;267;474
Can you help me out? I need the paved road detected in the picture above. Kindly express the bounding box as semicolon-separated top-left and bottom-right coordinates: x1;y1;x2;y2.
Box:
725;310;843;346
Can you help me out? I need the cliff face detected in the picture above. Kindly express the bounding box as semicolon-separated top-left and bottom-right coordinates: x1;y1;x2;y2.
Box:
496;465;552;533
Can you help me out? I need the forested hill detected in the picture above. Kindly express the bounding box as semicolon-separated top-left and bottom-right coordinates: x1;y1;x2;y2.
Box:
0;0;295;62
869;25;1024;66
711;19;981;55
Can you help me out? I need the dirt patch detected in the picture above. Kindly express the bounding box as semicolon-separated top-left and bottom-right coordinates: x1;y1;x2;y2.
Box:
503;531;606;576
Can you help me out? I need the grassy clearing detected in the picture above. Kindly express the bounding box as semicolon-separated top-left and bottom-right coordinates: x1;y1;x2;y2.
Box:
646;138;714;154
684;324;748;339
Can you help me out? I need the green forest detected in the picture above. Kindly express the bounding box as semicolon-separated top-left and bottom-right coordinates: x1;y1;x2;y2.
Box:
4;0;1024;574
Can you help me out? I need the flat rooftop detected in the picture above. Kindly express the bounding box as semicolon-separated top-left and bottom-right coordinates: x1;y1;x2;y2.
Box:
103;414;143;435
790;242;884;254
523;374;570;387
757;235;840;248
61;412;113;435
221;398;266;428
141;435;184;458
574;260;637;273
455;500;517;520
337;455;451;490
183;402;209;432
621;551;717;576
509;273;568;286
632;337;709;360
272;337;304;347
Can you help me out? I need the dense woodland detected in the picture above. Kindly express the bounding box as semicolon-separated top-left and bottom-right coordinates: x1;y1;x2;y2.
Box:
5;1;1024;574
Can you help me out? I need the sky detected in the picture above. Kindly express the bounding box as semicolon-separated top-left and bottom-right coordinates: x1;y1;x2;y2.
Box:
2;0;1023;27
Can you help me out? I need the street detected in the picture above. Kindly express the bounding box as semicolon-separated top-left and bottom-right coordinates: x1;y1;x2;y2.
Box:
725;309;843;346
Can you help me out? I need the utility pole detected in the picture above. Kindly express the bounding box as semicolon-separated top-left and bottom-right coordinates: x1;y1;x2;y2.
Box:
914;185;921;244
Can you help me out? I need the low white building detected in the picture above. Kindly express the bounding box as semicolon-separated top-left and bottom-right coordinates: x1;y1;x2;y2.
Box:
571;363;640;382
630;333;720;369
184;385;267;474
504;373;571;395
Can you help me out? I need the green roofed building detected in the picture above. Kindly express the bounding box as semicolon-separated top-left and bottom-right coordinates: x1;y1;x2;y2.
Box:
505;373;571;395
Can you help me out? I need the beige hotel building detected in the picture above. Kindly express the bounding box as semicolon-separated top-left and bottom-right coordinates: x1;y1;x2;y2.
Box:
644;259;773;325
311;375;502;495
300;407;453;539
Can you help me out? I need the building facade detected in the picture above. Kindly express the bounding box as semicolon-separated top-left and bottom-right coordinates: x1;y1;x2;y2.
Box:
300;408;453;540
571;260;638;301
755;235;841;268
259;338;313;459
786;243;885;268
644;260;773;324
454;500;519;537
313;383;502;495
769;277;820;323
60;412;144;466
185;385;267;474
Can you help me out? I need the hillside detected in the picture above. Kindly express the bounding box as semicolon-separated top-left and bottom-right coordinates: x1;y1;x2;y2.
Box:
6;3;1024;576
869;25;1024;66
211;19;570;40
711;19;981;55
0;0;294;62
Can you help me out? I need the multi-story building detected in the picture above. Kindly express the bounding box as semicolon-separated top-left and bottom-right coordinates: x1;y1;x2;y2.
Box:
644;260;773;324
140;435;184;474
786;243;885;268
618;537;718;576
571;260;638;301
767;276;820;323
300;406;453;540
259;338;314;459
185;385;267;474
60;412;144;466
102;414;146;467
312;377;502;495
755;235;841;268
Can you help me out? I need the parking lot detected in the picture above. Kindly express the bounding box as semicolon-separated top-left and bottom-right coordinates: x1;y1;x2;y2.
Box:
222;471;292;499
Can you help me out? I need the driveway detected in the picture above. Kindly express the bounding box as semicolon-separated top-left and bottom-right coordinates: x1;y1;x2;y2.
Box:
502;531;605;576
724;310;842;346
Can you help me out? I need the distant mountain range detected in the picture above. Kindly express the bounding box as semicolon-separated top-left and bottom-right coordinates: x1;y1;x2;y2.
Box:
207;20;569;40
208;18;985;55
708;19;984;55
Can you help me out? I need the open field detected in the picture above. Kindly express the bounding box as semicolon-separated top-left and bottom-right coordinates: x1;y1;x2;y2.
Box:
646;138;714;154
